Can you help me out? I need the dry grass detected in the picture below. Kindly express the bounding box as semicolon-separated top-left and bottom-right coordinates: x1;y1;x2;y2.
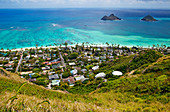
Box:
90;91;170;112
0;92;116;112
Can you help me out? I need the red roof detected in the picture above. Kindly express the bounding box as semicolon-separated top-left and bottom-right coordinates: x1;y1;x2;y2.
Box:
42;62;49;65
62;76;75;84
4;63;14;67
47;61;60;66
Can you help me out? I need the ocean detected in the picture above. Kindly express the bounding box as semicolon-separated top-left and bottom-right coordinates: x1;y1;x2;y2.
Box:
0;8;170;49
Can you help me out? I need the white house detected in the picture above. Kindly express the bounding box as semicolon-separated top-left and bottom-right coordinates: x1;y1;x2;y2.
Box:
112;71;123;76
75;75;85;81
92;66;99;71
69;62;76;66
95;72;106;78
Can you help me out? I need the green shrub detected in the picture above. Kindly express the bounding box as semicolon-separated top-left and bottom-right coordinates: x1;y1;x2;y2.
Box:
68;52;79;59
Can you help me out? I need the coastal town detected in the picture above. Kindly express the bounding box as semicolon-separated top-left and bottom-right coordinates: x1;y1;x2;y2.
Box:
0;43;169;90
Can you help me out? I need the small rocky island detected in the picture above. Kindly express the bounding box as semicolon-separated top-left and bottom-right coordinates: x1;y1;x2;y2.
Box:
141;15;157;22
101;14;121;21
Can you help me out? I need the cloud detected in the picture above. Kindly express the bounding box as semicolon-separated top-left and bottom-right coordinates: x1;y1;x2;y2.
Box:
0;0;170;8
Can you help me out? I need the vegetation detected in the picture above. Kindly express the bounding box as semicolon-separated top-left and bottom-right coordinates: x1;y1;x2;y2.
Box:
68;52;79;59
0;50;169;112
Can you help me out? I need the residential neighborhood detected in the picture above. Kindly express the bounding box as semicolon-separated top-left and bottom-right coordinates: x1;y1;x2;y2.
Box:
0;43;169;90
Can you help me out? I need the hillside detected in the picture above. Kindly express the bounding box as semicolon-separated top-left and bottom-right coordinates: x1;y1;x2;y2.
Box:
0;50;169;112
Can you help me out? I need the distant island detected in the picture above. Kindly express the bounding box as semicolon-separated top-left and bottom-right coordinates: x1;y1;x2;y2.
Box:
101;14;121;21
141;15;158;22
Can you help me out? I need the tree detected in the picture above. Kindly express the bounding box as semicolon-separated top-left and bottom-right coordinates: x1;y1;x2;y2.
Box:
62;71;71;78
64;42;68;48
32;73;41;78
69;52;79;59
33;68;41;73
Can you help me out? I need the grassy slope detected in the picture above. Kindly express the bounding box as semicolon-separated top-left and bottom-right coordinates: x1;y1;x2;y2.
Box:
0;53;169;112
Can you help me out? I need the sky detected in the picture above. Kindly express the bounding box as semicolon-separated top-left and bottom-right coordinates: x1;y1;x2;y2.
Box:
0;0;170;9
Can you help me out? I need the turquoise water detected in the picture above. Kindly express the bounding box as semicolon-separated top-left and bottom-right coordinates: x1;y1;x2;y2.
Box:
0;8;170;49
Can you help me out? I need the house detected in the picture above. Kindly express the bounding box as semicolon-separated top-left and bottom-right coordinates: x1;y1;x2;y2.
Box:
94;57;99;60
97;48;101;51
81;69;87;73
9;61;14;64
75;75;85;81
109;56;114;59
42;66;50;70
47;61;60;66
29;73;35;78
51;80;60;86
70;69;78;75
20;71;32;75
5;57;10;61
28;78;36;82
92;66;99;71
6;68;13;71
12;57;18;60
4;63;14;68
95;72;106;78
100;56;106;60
69;62;76;66
38;54;44;57
42;61;49;65
167;49;170;53
64;53;68;56
88;59;91;61
0;57;5;61
52;63;60;69
112;71;123;76
53;54;56;57
45;66;50;70
51;58;60;62
38;50;43;53
62;76;75;85
25;55;30;60
49;74;59;80
74;75;89;83
103;47;107;51
31;55;38;58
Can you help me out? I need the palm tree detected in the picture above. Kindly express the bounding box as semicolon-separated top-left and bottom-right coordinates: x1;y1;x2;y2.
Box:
64;42;68;48
163;45;166;49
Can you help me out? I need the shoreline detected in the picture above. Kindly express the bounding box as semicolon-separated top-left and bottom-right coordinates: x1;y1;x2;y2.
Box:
0;43;152;52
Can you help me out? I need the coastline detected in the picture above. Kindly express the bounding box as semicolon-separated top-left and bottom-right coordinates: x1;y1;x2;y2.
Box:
0;43;148;52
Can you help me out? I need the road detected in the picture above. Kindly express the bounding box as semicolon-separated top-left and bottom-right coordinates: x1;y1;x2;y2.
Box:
15;51;23;73
59;52;66;68
68;46;73;53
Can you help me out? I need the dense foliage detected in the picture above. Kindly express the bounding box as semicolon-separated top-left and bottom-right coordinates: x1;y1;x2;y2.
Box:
128;50;162;71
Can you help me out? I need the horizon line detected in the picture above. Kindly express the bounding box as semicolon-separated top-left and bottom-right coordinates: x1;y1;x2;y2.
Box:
0;7;170;10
